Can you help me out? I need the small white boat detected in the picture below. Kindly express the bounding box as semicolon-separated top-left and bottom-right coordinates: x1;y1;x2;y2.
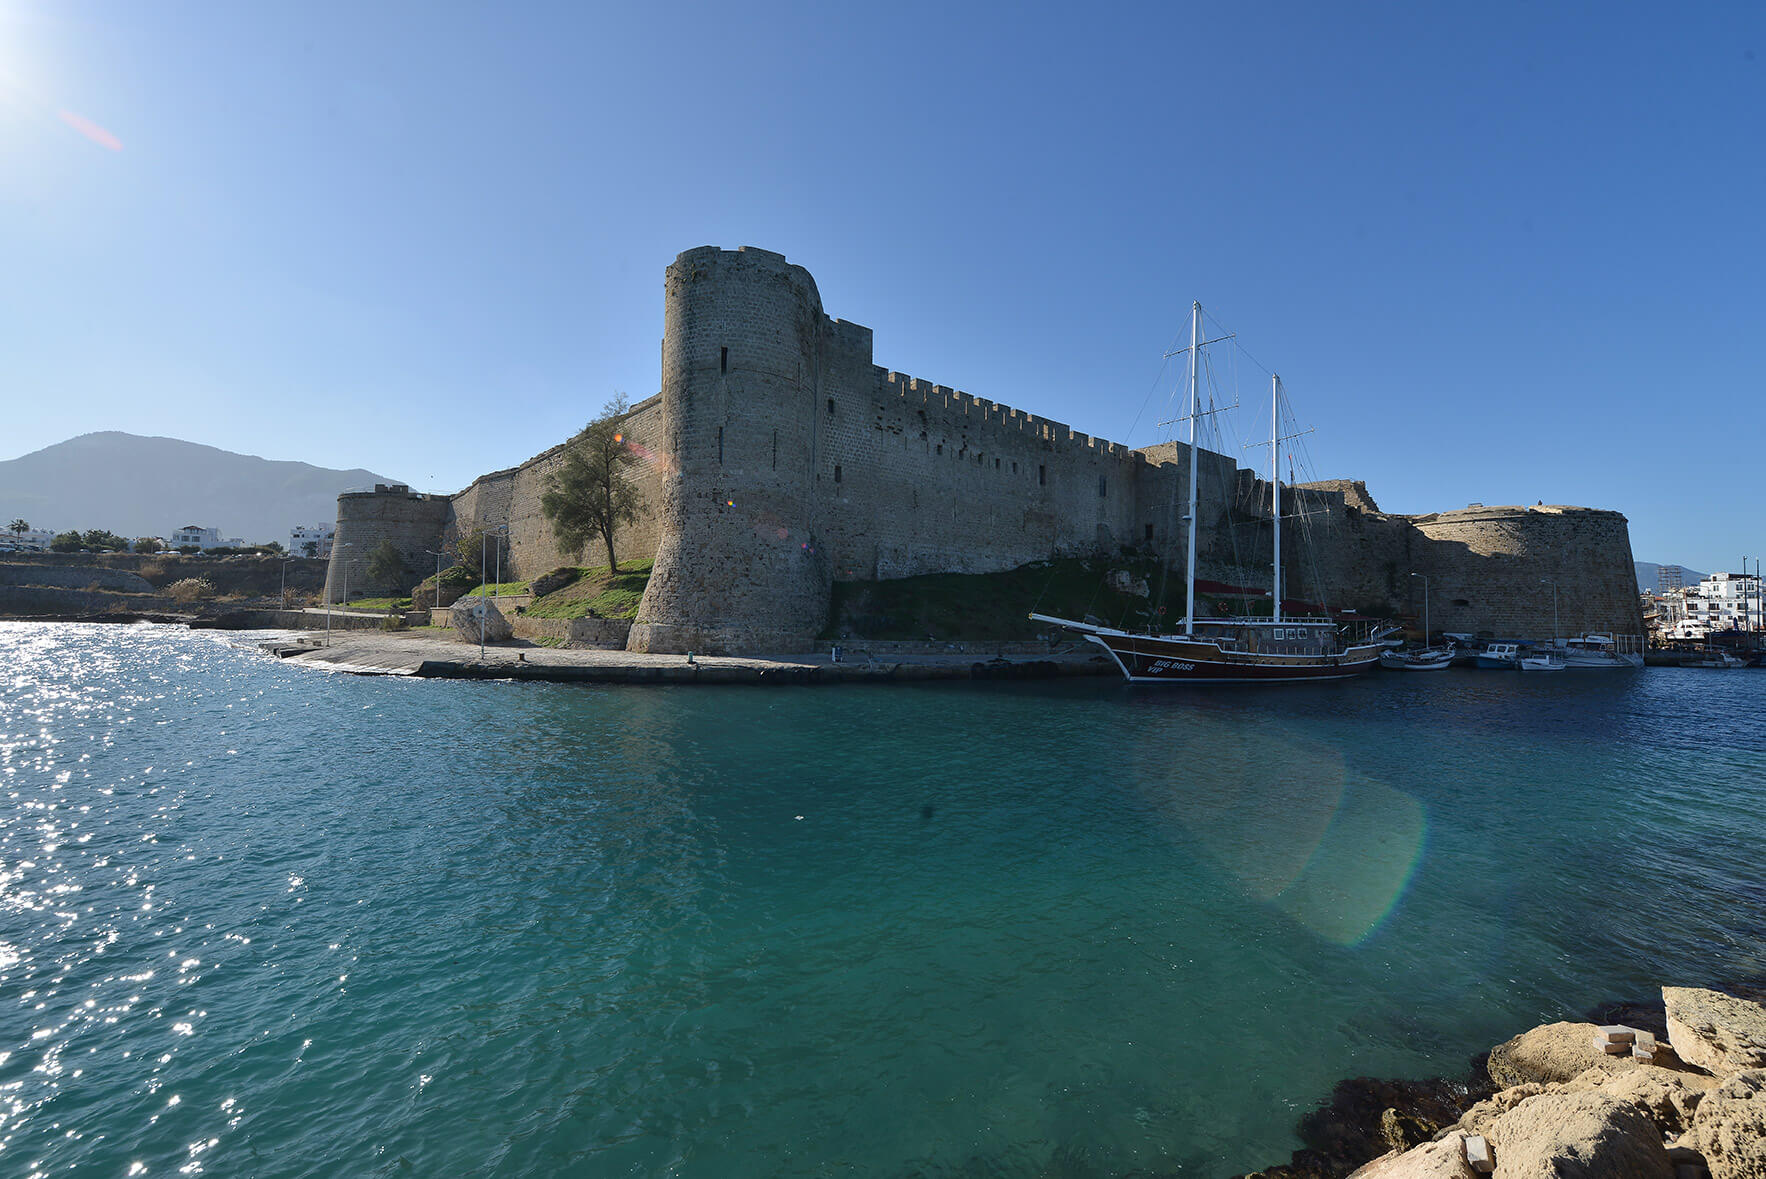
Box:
1680;651;1745;669
1379;647;1455;671
1554;633;1644;670
1519;652;1566;672
1474;641;1523;669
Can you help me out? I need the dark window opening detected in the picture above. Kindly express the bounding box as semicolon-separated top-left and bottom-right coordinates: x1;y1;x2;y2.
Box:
936;443;942;455
827;398;836;415
1452;598;1471;608
1145;523;1155;542
1098;476;1108;498
772;430;777;470
1039;465;1046;486
720;347;728;374
1012;462;1018;474
995;458;1001;469
834;464;842;483
717;426;723;465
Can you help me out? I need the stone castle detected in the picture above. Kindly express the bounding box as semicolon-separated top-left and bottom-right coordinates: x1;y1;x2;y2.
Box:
325;246;1643;652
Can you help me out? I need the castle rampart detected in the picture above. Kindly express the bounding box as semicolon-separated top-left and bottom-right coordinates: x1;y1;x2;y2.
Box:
324;246;1642;652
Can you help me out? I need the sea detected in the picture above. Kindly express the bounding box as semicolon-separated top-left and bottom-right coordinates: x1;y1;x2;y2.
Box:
4;621;1765;1178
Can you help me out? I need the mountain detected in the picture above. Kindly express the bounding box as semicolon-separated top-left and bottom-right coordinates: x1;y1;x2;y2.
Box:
1635;561;1706;592
0;432;400;543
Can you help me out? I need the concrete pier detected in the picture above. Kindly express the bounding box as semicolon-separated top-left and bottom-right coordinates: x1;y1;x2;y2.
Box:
259;630;1112;685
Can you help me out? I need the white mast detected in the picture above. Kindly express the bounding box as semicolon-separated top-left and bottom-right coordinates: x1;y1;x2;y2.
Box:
1271;374;1282;625
1184;301;1201;635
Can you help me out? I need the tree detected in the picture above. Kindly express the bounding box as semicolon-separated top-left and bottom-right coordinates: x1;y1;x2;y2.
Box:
8;519;27;543
367;540;409;590
263;540;284;554
301;540;319;558
51;531;83;552
82;529;129;552
541;393;643;571
134;537;165;553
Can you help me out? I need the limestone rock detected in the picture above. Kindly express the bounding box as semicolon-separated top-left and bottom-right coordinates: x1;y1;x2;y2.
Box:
1567;1063;1716;1136
529;566;581;598
1349;1135;1474;1177
449;595;512;643
1664;988;1766;1079
1691;1069;1766;1179
1489;1022;1640;1088
1486;1090;1674;1178
1454;1083;1557;1137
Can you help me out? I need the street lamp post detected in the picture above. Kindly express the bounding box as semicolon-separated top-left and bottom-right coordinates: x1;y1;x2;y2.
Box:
1408;572;1429;649
279;555;291;611
425;549;446;612
1540;577;1558;645
479;530;488;659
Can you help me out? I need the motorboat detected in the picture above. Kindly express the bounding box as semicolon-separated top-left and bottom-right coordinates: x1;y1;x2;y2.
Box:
1554;632;1644;669
1379;647;1455;671
1519;652;1566;672
1474;641;1523;669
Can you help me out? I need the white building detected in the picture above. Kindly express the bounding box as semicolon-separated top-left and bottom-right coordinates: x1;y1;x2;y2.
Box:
170;525;244;551
0;525;57;552
1675;572;1762;639
289;523;335;558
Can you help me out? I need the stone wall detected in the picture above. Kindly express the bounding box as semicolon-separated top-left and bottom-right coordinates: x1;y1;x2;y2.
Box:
0;563;153;592
448;394;668;580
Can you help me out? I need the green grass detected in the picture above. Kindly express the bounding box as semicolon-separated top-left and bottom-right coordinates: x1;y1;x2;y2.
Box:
525;560;653;620
823;556;1184;641
342;596;412;612
461;579;531;597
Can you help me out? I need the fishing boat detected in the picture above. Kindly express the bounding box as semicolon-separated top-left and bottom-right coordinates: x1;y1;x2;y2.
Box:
1031;303;1393;684
1680;650;1744;669
1554;632;1644;669
1473;641;1524;669
1379;647;1455;671
1519;652;1566;672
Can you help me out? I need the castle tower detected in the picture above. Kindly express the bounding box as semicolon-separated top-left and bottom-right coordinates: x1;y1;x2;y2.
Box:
625;247;833;654
323;484;452;604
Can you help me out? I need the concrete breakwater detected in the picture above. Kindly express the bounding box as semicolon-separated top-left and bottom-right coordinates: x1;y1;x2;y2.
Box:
258;630;1110;684
1242;985;1766;1178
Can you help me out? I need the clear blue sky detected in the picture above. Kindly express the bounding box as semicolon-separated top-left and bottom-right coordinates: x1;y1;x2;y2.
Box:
3;1;1761;572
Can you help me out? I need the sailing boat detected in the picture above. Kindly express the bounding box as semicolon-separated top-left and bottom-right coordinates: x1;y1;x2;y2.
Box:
1032;303;1393;684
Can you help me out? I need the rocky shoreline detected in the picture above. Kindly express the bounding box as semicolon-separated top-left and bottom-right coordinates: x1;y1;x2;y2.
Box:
1240;986;1766;1178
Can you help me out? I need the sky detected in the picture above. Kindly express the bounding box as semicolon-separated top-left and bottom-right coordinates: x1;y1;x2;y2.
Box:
2;0;1761;572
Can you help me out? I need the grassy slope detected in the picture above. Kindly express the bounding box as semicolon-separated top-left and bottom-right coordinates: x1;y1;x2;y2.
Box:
524;560;653;620
824;556;1192;642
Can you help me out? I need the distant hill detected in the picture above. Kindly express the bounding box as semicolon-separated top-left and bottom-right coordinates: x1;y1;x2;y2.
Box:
1635;561;1706;592
0;432;399;543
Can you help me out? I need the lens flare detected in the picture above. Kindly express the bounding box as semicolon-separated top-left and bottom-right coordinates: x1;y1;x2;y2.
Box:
58;109;121;151
1133;713;1427;945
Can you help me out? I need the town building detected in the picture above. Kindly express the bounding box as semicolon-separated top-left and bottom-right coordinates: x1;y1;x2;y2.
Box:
290;523;335;558
0;526;58;552
1677;571;1763;639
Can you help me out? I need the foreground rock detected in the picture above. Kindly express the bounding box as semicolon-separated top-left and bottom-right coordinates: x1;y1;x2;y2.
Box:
1483;1090;1672;1178
1666;988;1766;1078
1690;1069;1766;1179
1247;985;1766;1179
449;596;512;643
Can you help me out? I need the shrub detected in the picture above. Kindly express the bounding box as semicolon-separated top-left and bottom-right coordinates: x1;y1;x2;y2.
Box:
138;560;167;581
167;577;214;603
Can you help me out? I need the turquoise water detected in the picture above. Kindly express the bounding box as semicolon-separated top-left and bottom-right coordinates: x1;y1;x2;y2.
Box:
4;622;1766;1177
